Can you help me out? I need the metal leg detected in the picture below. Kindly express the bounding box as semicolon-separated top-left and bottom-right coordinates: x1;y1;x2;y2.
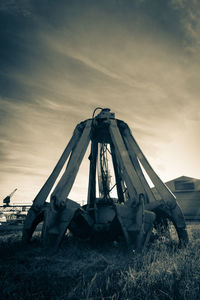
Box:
22;203;49;243
22;122;86;242
42;199;80;250
33;123;84;208
109;119;144;205
122;124;177;208
87;139;98;209
123;134;156;204
41;120;92;248
122;124;188;244
51;119;92;206
142;210;156;248
115;194;145;250
110;143;125;203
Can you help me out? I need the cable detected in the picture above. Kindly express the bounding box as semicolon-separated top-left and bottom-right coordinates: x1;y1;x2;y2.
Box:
92;107;103;118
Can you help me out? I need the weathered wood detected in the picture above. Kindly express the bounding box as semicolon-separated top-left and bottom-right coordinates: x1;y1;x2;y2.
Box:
32;124;83;207
51;120;92;205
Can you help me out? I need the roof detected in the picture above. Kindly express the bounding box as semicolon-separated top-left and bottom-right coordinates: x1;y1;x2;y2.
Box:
165;176;200;184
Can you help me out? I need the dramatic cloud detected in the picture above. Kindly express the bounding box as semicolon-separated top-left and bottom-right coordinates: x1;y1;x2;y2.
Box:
0;0;200;204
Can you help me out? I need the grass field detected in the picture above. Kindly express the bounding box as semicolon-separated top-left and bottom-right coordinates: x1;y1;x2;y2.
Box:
0;224;200;300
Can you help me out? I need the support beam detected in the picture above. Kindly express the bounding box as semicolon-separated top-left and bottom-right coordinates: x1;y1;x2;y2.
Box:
109;119;145;205
87;139;98;209
123;135;156;204
110;143;125;203
32;123;84;207
22;123;84;243
51;120;92;206
122;124;177;208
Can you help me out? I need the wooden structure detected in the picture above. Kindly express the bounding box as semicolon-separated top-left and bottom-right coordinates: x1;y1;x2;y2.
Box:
22;108;188;250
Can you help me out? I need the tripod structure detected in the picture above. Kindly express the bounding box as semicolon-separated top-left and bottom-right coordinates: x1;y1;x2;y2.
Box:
23;108;188;251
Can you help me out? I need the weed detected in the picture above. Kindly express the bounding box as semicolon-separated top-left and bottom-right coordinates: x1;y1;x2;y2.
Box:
0;225;200;299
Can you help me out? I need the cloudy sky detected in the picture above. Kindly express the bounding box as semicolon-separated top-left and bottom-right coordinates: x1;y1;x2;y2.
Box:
1;0;200;205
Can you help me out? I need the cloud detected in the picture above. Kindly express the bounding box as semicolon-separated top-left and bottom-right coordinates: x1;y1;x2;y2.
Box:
170;0;200;54
0;0;33;16
1;0;200;204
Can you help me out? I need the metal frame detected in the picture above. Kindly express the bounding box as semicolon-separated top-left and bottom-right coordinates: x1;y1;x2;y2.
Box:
22;108;188;249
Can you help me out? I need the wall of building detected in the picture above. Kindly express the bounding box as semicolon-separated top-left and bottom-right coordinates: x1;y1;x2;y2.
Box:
166;176;200;220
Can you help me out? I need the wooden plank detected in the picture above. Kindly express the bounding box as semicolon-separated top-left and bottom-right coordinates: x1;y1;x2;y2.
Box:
32;124;83;207
109;119;144;204
123;125;177;208
51;119;92;205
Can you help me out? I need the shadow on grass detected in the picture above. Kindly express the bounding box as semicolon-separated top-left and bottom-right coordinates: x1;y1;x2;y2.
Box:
0;227;200;299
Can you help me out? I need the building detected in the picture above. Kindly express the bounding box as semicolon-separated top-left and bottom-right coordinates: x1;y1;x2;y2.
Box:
165;176;200;221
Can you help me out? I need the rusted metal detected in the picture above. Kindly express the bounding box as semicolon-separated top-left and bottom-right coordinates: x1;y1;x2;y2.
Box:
22;108;188;250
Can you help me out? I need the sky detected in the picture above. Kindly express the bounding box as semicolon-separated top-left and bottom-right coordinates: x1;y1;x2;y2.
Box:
0;0;200;205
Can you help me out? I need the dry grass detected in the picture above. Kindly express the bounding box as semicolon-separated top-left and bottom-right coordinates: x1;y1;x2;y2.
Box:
0;225;200;299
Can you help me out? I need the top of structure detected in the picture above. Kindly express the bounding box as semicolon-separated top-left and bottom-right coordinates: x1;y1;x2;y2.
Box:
95;108;115;120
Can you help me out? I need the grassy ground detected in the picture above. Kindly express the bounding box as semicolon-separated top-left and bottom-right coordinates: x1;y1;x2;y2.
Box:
0;225;200;300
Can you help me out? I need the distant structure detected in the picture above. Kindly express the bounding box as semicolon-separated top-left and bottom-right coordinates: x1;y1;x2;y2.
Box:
3;188;17;207
153;176;200;221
